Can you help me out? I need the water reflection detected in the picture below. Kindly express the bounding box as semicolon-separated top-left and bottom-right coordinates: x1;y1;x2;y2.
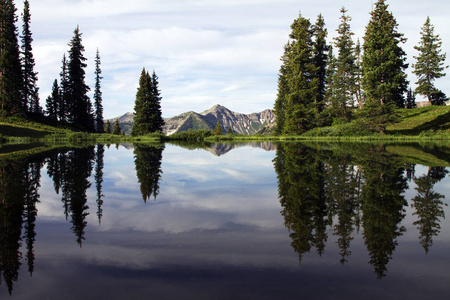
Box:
412;167;449;253
0;142;448;297
133;144;164;202
273;143;448;278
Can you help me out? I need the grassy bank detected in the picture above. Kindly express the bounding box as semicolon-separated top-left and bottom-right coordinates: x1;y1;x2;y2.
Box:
1;106;449;145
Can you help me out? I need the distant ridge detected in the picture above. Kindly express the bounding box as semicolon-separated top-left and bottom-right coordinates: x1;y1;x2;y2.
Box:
109;105;276;135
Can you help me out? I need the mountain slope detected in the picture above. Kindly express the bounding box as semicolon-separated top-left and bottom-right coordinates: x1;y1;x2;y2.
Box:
165;104;276;135
110;105;276;135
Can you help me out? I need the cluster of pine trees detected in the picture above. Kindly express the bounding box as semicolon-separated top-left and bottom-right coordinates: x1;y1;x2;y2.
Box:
45;28;104;132
0;0;39;115
0;1;104;132
131;68;164;136
274;0;448;135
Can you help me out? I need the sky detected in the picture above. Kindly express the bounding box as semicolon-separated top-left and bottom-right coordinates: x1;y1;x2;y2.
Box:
15;0;450;119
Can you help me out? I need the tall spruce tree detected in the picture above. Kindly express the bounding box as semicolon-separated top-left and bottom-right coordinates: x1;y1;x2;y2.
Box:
112;119;121;135
330;7;357;122
282;12;318;135
21;0;40;114
413;17;448;105
273;43;291;135
405;87;416;109
94;48;104;132
59;54;69;122
131;68;164;136
67;26;94;131
312;14;329;114
150;70;164;132
362;0;408;108
45;79;59;121
0;0;23;113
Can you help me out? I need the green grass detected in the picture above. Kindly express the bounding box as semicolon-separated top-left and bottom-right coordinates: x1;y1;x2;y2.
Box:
386;105;450;135
1;105;449;146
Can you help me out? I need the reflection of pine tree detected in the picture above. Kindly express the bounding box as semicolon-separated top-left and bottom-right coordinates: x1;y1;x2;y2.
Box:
47;148;95;246
22;160;42;276
133;144;164;202
65;148;95;246
0;162;25;294
325;155;361;264
412;167;448;253
273;143;328;263
360;147;407;279
95;145;105;224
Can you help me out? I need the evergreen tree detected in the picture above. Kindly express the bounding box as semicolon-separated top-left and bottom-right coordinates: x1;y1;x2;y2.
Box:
67;26;94;131
214;120;222;135
282;13;318;134
405;87;416;109
112;119;121;135
312;14;329;114
330;7;357;122
413;17;448;105
20;0;40;114
362;0;408;108
0;0;23;113
105;119;111;134
429;89;448;106
150;70;164;132
94;48;104;132
273;44;290;135
131;68;164;136
324;45;337;115
45;79;59;121
59;54;69;122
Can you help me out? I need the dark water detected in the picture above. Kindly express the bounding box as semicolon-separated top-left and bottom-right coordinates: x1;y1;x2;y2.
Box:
0;142;449;299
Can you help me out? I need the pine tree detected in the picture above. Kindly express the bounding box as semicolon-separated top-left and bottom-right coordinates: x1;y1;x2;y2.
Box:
105;119;111;134
67;26;94;131
131;69;151;136
359;0;407;133
131;68;164;136
330;7;357;122
413;17;448;105
214;120;222;135
312;14;329;114
0;0;23;113
59;54;69;122
94;48;104;132
112;119;121;135
405;87;416;109
150;70;164;132
282;12;318;134
45;79;59;121
273;44;290;135
362;0;408;108
21;0;40;114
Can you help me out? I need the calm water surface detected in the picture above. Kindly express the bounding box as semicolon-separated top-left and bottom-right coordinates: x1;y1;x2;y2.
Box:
0;142;449;299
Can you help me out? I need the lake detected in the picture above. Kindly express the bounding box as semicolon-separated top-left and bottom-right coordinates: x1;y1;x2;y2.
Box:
0;141;449;299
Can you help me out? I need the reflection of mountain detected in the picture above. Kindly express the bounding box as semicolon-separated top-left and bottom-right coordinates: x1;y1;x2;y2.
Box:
273;143;448;279
205;142;277;156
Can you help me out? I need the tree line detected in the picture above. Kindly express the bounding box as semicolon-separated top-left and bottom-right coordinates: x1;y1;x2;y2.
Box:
274;0;448;135
0;1;166;136
0;1;106;132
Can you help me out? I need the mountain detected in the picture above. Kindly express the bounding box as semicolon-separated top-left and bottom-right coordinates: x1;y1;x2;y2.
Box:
106;112;134;135
109;105;276;135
